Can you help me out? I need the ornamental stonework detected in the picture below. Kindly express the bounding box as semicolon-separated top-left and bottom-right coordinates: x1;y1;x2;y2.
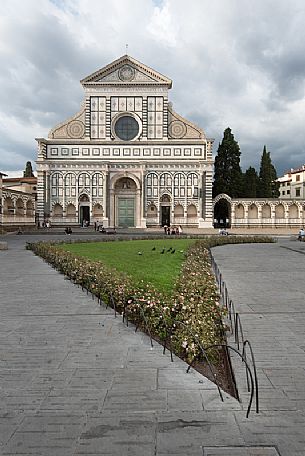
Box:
67;120;85;139
168;120;187;139
118;64;135;82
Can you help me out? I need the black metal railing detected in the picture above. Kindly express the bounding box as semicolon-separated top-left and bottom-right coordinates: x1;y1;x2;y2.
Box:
210;252;259;416
62;251;259;417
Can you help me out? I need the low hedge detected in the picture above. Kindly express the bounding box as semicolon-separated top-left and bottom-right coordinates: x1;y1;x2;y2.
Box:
27;236;274;364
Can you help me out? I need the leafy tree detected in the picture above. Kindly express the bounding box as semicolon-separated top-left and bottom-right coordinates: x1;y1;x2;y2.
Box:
243;166;259;198
213;127;243;197
23;161;34;178
257;146;279;198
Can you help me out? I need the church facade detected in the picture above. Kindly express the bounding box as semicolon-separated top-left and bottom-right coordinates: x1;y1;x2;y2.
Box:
36;55;214;228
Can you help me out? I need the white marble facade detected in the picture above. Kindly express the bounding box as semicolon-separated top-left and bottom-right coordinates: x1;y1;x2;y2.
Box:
36;55;214;228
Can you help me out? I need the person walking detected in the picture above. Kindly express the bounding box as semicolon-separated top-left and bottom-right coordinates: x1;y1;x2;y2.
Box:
298;227;305;241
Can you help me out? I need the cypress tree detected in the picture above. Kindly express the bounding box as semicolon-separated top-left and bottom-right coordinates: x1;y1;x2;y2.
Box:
23;161;34;178
213;127;243;197
257;146;279;198
243;166;259;198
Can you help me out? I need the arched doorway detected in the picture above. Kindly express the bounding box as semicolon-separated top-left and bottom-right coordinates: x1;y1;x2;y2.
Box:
213;195;231;228
160;194;171;226
79;194;90;225
114;177;137;227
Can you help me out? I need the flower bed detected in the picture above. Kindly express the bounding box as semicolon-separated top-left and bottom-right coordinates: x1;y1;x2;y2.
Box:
27;236;273;383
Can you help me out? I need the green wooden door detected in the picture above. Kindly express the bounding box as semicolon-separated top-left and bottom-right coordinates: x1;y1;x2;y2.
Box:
118;198;135;227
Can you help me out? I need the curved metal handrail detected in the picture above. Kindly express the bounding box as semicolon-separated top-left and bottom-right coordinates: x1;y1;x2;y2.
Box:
205;343;255;418
228;299;236;334
243;339;259;413
234;312;245;351
209;251;260;417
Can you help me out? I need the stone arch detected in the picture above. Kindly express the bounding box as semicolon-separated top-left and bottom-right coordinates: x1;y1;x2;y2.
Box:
174;204;184;217
213;194;232;227
261;204;271;218
248;203;258;219
78;172;90;188
66;203;76;217
146;172;159;199
114;177;137;191
289;203;298;218
15;198;24;216
3;196;14;215
160;193;171;203
92;203;103;218
53;203;63;217
78;194;90;225
160;172;172;189
187;204;197;218
79;194;90;203
110;172;141;191
275;203;285;218
26;200;34;216
111;174;139;228
147;203;157;219
235;203;244;218
213;193;232;206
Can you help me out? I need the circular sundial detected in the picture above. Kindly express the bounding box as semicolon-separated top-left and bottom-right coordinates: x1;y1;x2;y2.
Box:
118;64;135;82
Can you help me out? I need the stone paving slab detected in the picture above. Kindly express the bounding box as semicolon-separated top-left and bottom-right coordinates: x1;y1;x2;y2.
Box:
203;448;280;456
212;239;305;456
1;234;305;455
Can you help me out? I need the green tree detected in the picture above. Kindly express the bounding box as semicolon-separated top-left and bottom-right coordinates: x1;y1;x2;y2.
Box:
23;161;34;178
257;146;279;198
243;166;259;197
213;127;243;197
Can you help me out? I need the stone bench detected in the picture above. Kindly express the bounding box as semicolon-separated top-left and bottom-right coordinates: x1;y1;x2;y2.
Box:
0;241;8;250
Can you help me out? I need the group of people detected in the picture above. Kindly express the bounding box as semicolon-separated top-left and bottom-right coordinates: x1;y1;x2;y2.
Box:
163;225;183;235
40;220;51;229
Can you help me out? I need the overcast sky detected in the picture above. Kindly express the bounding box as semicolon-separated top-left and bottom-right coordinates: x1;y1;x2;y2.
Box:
1;0;305;177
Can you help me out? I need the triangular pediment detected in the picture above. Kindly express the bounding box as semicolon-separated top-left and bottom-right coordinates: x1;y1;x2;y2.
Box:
81;55;172;88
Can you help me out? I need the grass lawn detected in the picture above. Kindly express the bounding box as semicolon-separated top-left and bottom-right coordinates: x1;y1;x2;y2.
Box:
60;238;196;293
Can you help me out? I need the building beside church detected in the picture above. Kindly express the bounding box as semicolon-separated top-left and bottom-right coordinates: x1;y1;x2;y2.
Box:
277;165;305;199
0;174;36;230
36;55;214;228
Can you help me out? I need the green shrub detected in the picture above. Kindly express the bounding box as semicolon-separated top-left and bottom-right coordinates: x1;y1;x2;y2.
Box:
27;235;274;365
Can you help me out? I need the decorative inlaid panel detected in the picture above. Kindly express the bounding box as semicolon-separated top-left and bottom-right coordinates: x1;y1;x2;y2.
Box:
147;96;164;139
90;96;106;139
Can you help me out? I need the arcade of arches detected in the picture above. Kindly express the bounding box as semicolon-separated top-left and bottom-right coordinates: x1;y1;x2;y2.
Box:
213;194;305;228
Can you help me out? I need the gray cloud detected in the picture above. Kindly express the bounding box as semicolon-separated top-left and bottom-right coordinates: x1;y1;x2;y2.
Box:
0;0;305;177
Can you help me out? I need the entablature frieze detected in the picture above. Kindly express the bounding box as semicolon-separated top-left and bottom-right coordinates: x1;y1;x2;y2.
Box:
44;144;207;161
84;87;169;94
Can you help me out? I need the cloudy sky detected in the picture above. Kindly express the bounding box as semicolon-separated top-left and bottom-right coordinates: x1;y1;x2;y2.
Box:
1;0;305;177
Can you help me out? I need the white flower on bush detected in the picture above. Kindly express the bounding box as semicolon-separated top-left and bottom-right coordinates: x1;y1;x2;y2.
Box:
182;340;188;348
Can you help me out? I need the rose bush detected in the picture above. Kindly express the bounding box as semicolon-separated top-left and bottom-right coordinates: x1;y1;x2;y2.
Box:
27;235;273;366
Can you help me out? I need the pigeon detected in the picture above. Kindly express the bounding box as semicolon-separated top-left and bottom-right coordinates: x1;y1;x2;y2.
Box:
171;249;175;254
152;247;156;251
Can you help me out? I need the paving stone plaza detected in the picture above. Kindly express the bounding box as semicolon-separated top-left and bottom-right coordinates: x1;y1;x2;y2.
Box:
0;231;305;455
